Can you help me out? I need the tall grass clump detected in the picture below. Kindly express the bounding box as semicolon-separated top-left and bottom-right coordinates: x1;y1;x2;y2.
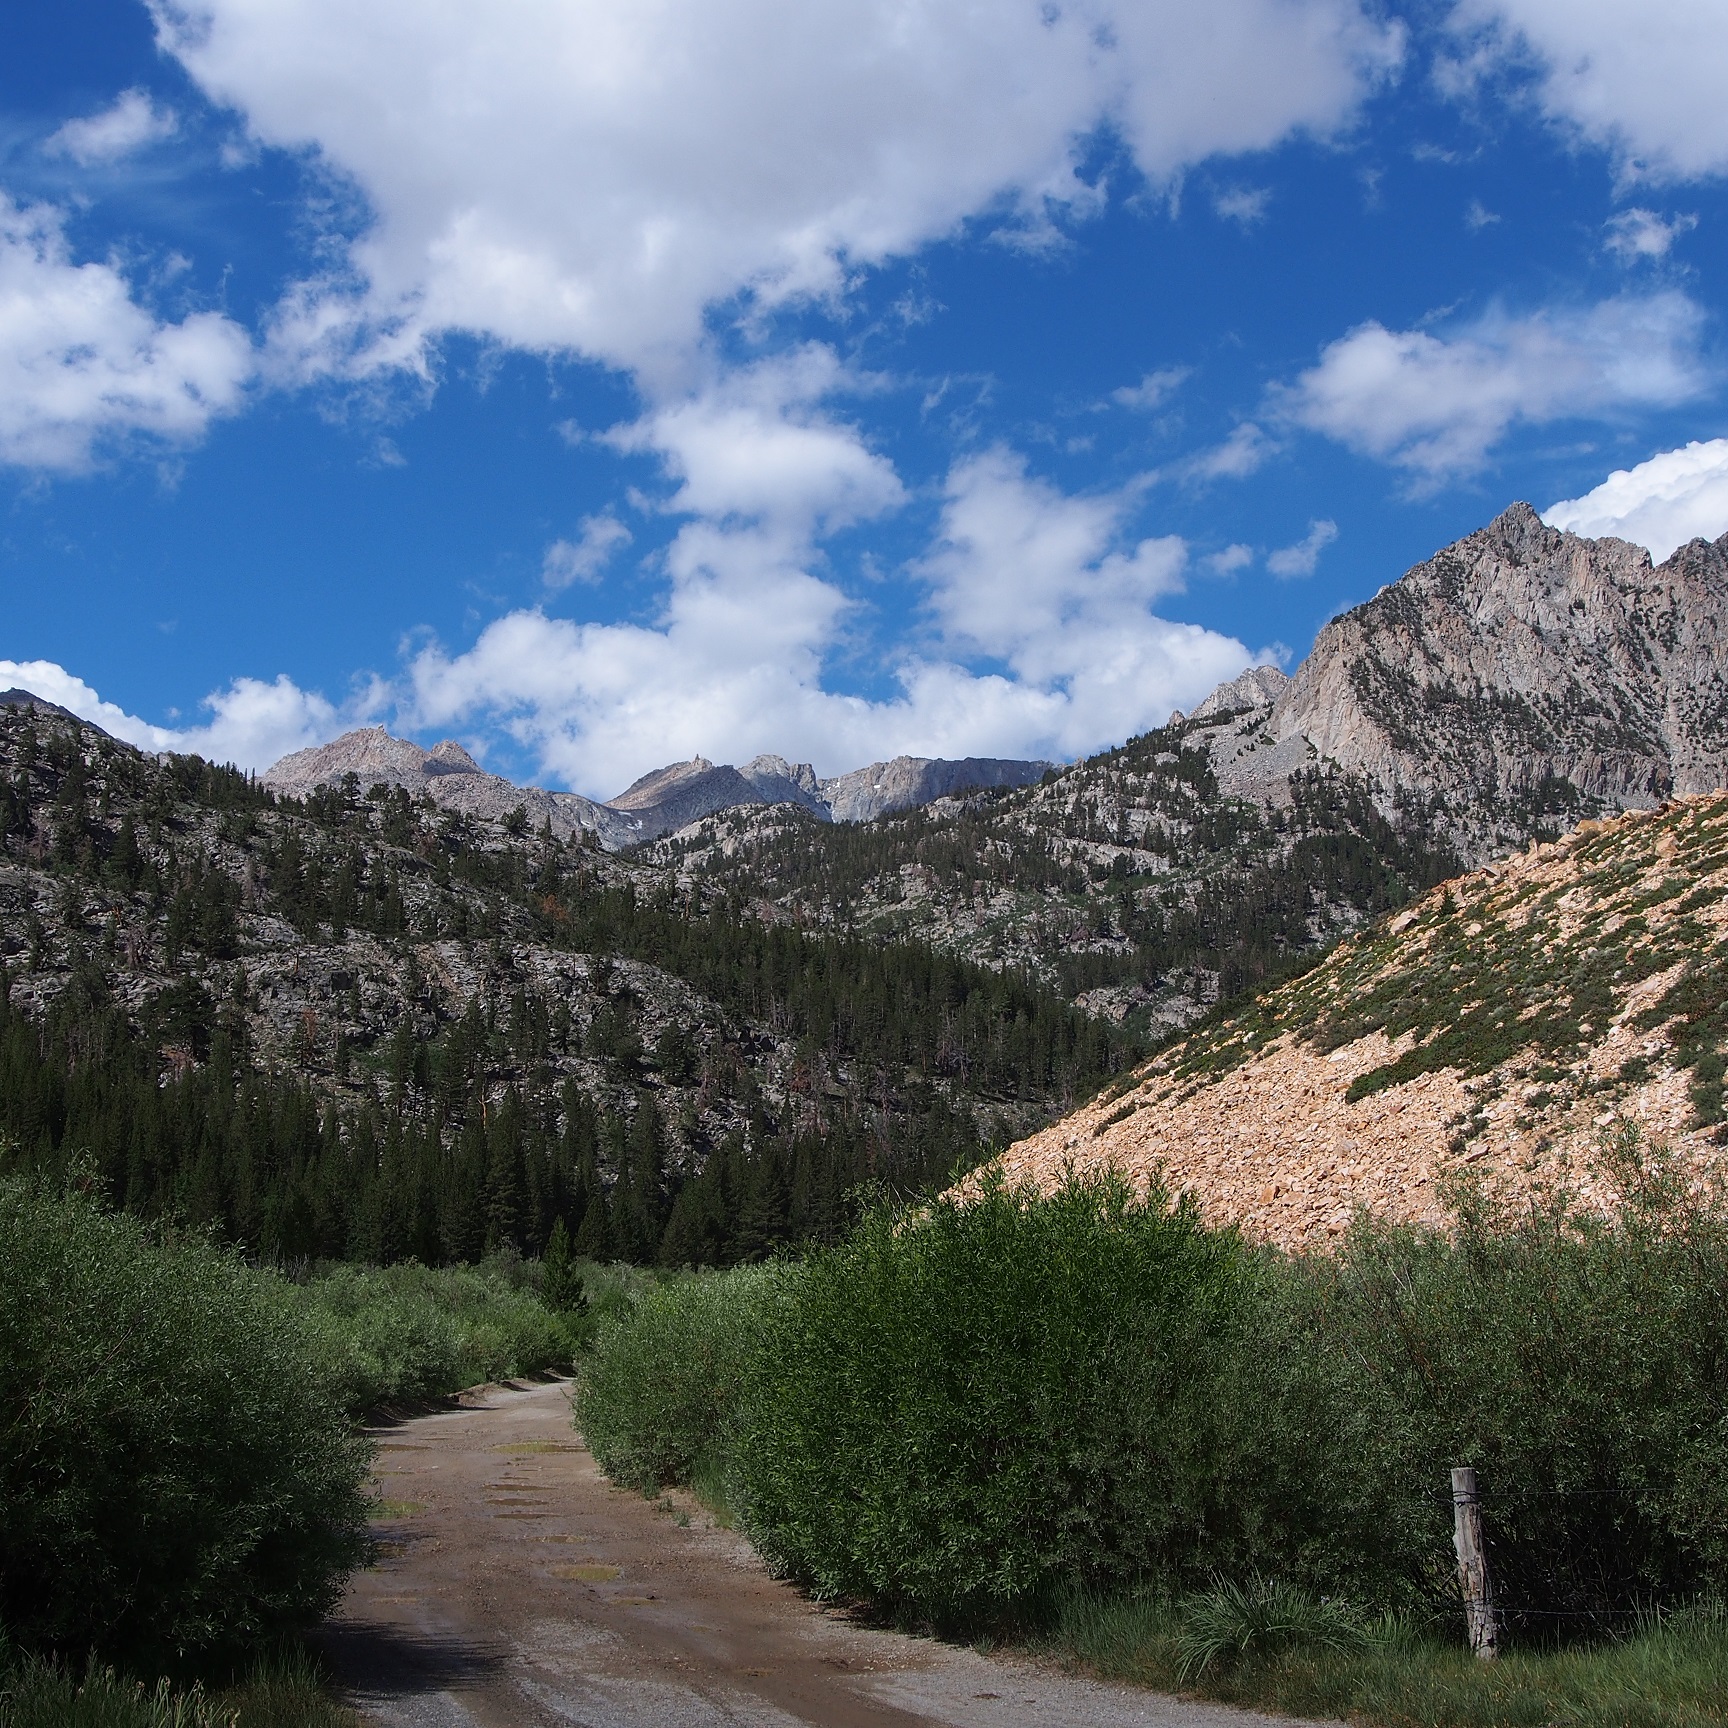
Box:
730;1172;1257;1620
0;1173;371;1672
575;1264;784;1493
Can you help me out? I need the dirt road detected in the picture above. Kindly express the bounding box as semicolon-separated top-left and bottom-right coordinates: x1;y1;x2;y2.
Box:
322;1379;1314;1728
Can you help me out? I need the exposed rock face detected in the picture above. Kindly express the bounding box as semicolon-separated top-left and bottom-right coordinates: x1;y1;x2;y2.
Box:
978;794;1728;1249
819;755;1052;823
0;688;90;728
1185;664;1290;722
264;729;1051;849
263;727;643;848
1268;504;1728;859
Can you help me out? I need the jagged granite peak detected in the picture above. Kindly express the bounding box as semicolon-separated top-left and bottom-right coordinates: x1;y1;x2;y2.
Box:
264;730;1053;848
263;726;642;848
819;755;1054;824
0;688;91;729
739;755;829;817
1260;502;1728;860
1186;664;1290;722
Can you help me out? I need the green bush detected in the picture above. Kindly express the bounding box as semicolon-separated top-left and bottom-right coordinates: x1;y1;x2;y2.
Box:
1268;1157;1728;1623
0;1175;371;1671
730;1173;1255;1619
574;1265;782;1492
292;1260;576;1414
568;1141;1728;1646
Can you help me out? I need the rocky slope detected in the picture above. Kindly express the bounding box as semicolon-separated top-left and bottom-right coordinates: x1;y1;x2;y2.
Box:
1264;503;1728;860
661;504;1728;1036
983;794;1728;1248
264;731;1050;848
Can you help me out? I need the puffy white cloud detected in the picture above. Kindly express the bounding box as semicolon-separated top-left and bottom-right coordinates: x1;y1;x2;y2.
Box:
152;0;1401;381
403;447;1249;792
1276;292;1708;483
1603;208;1697;260
0;196;253;470
607;347;904;530
1172;421;1276;482
1451;1;1728;181
1543;438;1728;560
45;90;179;165
922;449;1184;661
1266;518;1338;577
1205;543;1255;574
0;661;351;770
543;514;632;589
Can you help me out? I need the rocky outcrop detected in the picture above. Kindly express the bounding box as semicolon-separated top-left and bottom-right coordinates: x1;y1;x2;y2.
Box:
819;755;1052;823
1267;504;1728;859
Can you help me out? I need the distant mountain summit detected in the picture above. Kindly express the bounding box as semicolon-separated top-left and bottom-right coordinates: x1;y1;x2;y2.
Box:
262;728;1053;848
1165;504;1728;863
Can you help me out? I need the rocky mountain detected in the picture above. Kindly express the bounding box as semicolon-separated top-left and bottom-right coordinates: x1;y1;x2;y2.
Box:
984;793;1728;1249
1262;503;1728;860
0;688;84;725
263;730;1050;847
661;504;1728;1037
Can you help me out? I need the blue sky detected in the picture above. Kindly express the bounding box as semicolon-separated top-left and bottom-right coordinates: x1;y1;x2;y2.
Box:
4;0;1728;794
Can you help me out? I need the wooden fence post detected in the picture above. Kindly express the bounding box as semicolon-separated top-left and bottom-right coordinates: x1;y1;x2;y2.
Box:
1451;1466;1497;1660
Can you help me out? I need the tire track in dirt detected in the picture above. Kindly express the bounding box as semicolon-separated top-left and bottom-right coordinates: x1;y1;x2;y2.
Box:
320;1378;1316;1728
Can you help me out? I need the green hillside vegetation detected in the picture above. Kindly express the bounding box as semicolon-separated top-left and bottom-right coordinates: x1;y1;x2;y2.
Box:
654;717;1458;1025
0;706;1129;1265
1153;794;1728;1142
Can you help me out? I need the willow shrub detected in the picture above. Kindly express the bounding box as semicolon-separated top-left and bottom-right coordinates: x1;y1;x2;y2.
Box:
729;1173;1257;1620
0;1175;371;1670
295;1260;576;1414
578;1153;1728;1636
1275;1156;1728;1625
575;1265;783;1492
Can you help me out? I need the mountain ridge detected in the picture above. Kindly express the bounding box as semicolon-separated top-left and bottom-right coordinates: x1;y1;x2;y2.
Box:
262;730;1053;846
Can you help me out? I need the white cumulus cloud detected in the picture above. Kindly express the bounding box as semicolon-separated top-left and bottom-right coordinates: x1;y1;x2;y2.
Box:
543;515;632;589
151;0;1401;382
1266;518;1338;577
606;347;905;531
0;660;354;770
45;90;179;165
1451;0;1728;181
1603;208;1697;261
1543;438;1728;560
401;447;1249;793
0;196;254;471
1276;291;1708;483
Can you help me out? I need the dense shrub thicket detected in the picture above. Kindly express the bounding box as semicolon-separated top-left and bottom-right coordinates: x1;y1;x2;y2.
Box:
574;1265;782;1492
576;1154;1728;1638
0;1175;372;1671
291;1259;580;1413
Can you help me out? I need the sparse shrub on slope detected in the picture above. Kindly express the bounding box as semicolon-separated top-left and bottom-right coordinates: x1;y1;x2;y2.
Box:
0;1173;371;1671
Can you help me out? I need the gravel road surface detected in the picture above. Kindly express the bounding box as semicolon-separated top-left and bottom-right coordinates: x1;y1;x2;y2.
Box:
321;1379;1318;1728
